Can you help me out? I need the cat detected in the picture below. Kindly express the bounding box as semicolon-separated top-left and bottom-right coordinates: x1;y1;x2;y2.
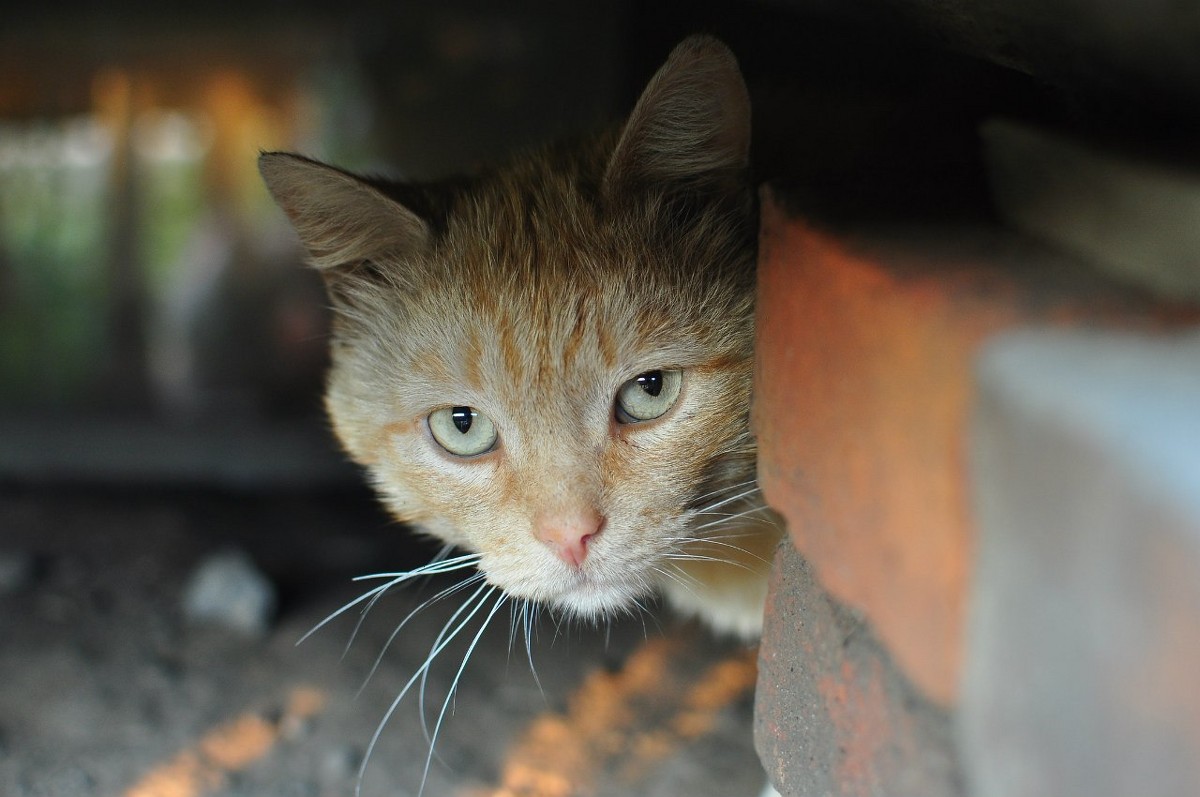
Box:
260;33;782;792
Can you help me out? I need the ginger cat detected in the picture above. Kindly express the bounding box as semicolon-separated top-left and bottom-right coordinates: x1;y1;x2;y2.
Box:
260;35;782;795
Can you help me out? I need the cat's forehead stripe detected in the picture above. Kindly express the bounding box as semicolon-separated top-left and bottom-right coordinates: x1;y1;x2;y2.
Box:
596;318;619;370
499;313;527;387
411;349;453;384
560;300;588;372
463;326;485;391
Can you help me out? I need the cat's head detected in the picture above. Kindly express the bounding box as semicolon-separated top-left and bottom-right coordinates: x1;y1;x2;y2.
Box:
260;36;756;620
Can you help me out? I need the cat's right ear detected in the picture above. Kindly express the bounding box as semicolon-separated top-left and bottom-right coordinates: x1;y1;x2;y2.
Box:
603;35;750;197
258;152;429;271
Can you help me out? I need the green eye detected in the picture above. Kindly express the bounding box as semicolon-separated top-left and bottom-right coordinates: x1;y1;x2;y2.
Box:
615;369;683;423
429;406;498;456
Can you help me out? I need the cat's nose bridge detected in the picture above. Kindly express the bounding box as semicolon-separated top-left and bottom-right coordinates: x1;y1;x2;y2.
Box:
533;507;606;568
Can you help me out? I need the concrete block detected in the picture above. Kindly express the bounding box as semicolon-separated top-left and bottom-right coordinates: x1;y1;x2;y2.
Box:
984;119;1200;302
756;541;963;797
963;328;1200;797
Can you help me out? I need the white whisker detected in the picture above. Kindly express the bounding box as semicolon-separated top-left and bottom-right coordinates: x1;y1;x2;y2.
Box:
522;600;544;698
297;553;482;651
690;478;758;506
692;503;770;531
653;563;702;594
419;591;508;797
665;553;762;574
354;581;493;797
298;576;405;647
351;553;483;583
358;571;486;696
673;537;772;566
680;529;767;541
695;484;761;514
416;577;494;748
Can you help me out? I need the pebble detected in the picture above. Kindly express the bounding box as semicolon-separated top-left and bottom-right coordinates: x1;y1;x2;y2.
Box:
319;745;359;787
182;549;277;635
0;550;36;594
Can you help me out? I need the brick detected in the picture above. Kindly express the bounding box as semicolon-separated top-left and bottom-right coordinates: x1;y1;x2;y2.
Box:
756;541;963;797
962;328;1200;797
753;191;1196;705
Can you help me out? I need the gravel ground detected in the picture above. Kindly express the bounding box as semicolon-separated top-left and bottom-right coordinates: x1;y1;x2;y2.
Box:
0;486;764;797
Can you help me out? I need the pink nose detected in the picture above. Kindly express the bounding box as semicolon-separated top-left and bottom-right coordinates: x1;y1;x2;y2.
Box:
534;510;605;568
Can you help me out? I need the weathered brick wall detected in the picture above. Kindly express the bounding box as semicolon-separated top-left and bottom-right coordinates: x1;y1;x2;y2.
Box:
752;125;1200;795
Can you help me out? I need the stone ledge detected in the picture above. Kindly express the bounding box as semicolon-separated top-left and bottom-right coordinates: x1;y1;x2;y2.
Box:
963;328;1200;797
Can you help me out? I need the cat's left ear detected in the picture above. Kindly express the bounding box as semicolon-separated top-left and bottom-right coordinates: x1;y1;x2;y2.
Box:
604;35;750;196
258;152;430;270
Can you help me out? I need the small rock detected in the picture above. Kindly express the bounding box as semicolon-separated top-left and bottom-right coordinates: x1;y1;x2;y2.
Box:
0;550;37;594
182;549;277;635
319;744;358;787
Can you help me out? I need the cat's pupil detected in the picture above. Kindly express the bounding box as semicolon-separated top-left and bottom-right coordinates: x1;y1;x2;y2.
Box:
637;371;663;397
451;407;473;434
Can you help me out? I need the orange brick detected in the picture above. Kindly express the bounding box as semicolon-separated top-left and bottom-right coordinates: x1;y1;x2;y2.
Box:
753;191;1196;705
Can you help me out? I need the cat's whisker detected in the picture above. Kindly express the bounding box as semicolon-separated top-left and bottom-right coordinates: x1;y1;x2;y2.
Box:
691;513;777;534
298;575;406;647
694;484;762;515
344;583;397;658
419;590;508;797
346;560;462;658
665;552;763;575
298;553;483;652
669;536;773;566
629;598;653;640
689;478;759;506
522;599;544;698
652;562;702;593
626;593;661;639
665;532;751;547
652;564;705;606
688;525;769;537
692;503;771;532
682;531;770;549
429;543;456;564
354;581;494;797
351;552;483;582
359;571;486;697
416;577;495;749
691;506;772;525
506;600;520;656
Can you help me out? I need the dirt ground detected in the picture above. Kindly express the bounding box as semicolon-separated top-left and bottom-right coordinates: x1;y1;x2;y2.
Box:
0;485;765;797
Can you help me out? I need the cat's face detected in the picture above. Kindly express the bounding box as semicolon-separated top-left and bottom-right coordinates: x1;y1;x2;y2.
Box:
261;36;756;621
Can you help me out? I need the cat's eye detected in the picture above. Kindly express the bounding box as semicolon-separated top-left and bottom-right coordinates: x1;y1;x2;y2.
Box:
428;406;498;457
615;369;683;424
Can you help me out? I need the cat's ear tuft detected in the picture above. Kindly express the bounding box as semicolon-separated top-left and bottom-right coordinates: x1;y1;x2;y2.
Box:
603;35;750;196
258;152;429;270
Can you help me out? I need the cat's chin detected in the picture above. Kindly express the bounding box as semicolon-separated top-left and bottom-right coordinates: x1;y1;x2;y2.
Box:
549;582;651;622
494;571;651;622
